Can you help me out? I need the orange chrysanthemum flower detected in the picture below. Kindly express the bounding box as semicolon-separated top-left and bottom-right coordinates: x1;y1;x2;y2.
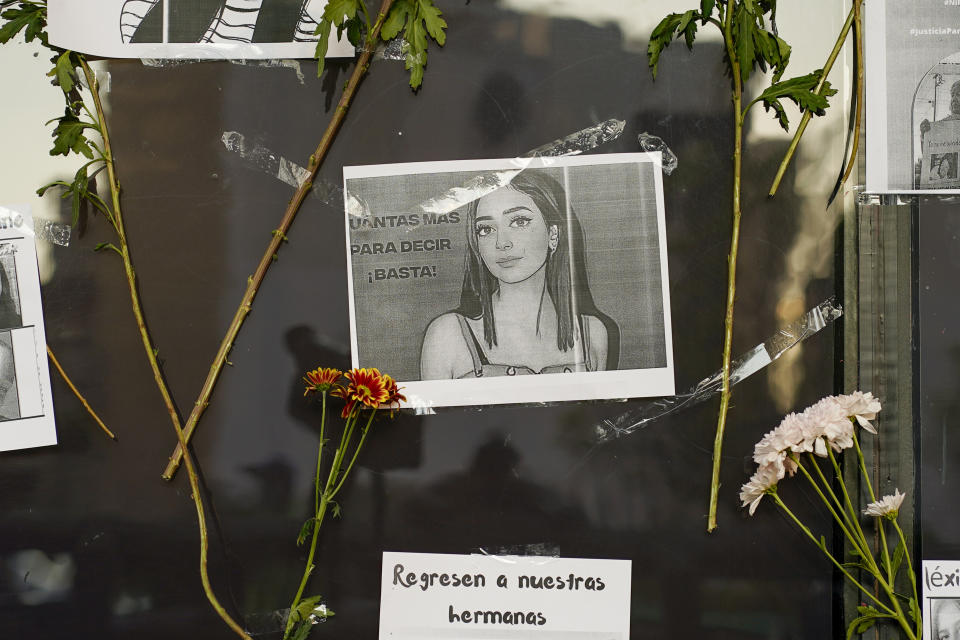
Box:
334;367;390;409
381;374;406;406
303;367;342;395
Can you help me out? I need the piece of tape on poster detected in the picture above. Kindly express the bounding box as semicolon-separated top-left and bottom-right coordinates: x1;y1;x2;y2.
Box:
592;297;843;441
0;207;71;247
222;118;628;214
637;133;678;175
344;119;631;224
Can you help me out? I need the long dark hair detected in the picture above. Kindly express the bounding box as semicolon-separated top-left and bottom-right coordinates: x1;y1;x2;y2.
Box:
457;169;604;354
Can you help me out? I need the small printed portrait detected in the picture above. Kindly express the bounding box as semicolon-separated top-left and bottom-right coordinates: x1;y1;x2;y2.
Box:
420;170;617;380
0;248;22;330
344;155;674;406
121;0;324;44
0;331;20;421
933;598;960;640
933;153;960;181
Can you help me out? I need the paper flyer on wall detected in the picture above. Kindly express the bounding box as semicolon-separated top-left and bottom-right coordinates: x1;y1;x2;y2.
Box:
0;206;56;452
923;560;960;639
379;552;632;640
47;0;354;60
342;153;675;409
865;0;960;193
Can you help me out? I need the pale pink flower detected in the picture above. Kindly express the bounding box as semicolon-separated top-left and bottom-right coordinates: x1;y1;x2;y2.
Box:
836;391;881;434
740;463;781;515
801;397;854;454
863;489;906;519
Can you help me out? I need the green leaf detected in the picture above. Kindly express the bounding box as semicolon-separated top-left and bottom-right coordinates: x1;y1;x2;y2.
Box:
47;109;97;158
647;11;701;79
700;0;715;23
845;615;877;639
380;0;411;40
418;0;446;46
0;2;47;45
313;19;332;78
755;72;835;130
345;16;363;47
331;501;342;518
909;597;920;623
297;518;315;546
94;242;122;256
47;50;79;95
734;5;757;84
890;536;905;579
856;605;882;617
289;620;313;640
323;0;360;28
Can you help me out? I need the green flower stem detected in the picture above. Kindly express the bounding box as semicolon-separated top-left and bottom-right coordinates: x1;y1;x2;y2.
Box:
852;431;878;502
892;518;922;638
284;403;378;639
805;452;875;564
794;455;865;558
80;57;250;640
161;0;397;481
768;3;856;196
46;345;115;440
329;409;377;499
285;402;342;639
772;493;894;614
708;4;748;533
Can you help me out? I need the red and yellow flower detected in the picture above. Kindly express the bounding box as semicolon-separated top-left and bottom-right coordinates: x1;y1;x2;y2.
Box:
302;367;342;395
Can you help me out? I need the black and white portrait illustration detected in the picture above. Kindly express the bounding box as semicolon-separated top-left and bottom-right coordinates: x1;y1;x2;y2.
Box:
0;208;57;451
0;331;21;422
865;0;960;192
47;0;352;59
931;598;960;640
344;154;675;408
119;0;322;44
0;245;23;331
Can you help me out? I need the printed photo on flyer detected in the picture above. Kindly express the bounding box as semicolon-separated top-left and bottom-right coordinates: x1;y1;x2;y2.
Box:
342;154;675;409
866;0;960;193
0;207;57;452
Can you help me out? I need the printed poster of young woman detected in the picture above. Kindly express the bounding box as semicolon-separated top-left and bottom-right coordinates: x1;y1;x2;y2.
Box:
342;154;675;408
865;0;960;193
47;0;354;59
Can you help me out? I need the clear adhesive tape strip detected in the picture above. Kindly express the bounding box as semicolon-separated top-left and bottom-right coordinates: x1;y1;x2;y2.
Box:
593;296;843;442
637;132;678;175
0;206;72;247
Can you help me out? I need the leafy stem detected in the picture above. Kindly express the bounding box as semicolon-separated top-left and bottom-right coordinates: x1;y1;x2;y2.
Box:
162;0;446;480
772;493;894;614
76;55;253;640
648;0;837;532
284;401;379;640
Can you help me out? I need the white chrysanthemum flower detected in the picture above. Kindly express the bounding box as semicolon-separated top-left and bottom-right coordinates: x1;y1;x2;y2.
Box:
740;463;781;516
753;415;801;465
836;391;881;434
800;397;855;454
863;489;906;519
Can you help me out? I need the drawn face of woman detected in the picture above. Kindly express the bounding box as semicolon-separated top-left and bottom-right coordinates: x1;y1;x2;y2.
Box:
937;602;960;640
474;187;557;285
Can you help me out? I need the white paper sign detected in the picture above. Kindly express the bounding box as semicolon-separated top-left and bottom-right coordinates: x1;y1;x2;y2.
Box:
48;0;354;60
0;206;56;452
924;560;960;640
379;552;631;640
